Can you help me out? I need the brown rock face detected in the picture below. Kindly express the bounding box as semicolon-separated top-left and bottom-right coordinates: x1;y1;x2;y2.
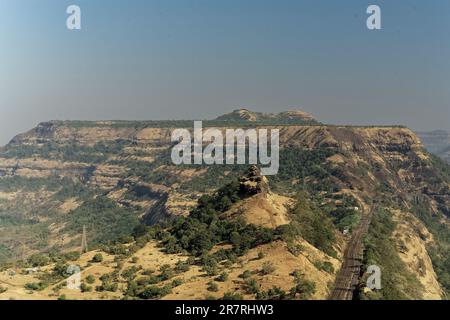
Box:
238;165;270;196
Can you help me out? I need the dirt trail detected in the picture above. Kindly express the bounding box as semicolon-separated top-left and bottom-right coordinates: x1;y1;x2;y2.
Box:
330;208;373;300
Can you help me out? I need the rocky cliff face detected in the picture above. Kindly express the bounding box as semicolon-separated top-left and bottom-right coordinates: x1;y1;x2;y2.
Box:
0;112;449;299
1;121;448;222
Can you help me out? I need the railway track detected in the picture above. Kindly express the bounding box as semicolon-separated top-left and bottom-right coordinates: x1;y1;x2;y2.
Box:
330;208;373;300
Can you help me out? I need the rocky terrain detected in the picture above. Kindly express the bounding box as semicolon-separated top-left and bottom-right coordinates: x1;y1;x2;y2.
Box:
0;109;449;300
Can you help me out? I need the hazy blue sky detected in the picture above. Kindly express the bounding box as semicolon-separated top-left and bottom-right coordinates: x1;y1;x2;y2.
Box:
1;0;449;145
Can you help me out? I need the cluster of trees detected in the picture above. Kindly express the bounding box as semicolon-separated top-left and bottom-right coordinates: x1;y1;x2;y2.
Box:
62;196;141;246
319;194;361;232
269;147;339;193
159;180;276;257
122;262;187;299
277;192;337;257
357;208;424;300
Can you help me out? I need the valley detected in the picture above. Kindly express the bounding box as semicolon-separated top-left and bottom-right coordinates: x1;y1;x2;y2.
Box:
0;109;449;300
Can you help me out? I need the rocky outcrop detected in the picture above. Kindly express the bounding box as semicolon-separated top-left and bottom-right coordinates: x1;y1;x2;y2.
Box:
238;165;270;196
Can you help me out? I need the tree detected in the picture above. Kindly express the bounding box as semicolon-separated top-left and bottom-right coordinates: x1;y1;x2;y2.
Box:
91;253;103;263
85;275;95;284
28;254;49;267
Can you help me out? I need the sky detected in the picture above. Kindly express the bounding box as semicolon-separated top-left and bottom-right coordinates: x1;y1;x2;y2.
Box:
0;0;449;145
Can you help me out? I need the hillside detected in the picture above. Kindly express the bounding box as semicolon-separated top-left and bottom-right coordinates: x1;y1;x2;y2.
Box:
0;110;449;300
215;109;318;124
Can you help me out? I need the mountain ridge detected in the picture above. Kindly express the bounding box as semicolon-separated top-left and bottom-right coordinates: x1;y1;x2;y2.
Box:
0;110;449;300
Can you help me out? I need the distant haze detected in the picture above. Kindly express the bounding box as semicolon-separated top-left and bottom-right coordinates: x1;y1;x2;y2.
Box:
1;0;449;145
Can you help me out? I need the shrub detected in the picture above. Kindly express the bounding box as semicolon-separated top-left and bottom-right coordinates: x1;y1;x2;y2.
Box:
215;272;229;282
24;282;47;291
121;266;139;281
243;278;260;294
130;257;139;264
313;261;334;274
91;253;103;263
85;275;95;284
261;262;275;275
239;270;252;279
139;285;172;299
290;277;316;300
28;254;49;267
80;283;92;293
96;282;118;292
171;278;183;288
207;281;219;292
222;292;243;300
174;261;190;273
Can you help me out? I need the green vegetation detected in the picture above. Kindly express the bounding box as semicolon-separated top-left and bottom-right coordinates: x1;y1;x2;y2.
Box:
207;281;219;292
358;208;424;300
161;178;276;257
260;262;275;275
278;192;337;257
85;275;96;284
91;253;103;263
313;261;334;274
216;272;229;282
96;273;119;292
1;140;127;163
222;292;243;300
80;283;93;292
24;282;47;291
28;254;50;267
139;285;172;299
62;196;140;245
243;278;260;294
256;286;287;300
411;200;450;296
269;147;338;193
290;271;316;300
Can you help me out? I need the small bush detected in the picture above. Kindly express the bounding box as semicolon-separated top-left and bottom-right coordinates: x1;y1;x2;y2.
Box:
215;272;229;282
243;278;260;294
91;253;103;263
207;281;219;292
80;283;92;293
222;292;243;300
85;275;96;284
261;262;275;275
239;270;252;279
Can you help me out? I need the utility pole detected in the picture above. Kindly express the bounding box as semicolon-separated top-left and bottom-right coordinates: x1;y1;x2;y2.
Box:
21;240;25;262
80;225;88;253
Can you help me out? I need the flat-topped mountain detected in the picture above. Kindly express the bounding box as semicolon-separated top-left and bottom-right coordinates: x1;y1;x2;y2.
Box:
0;110;449;300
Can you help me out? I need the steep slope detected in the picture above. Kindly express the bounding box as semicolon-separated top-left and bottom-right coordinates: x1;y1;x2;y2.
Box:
0;110;449;299
0;168;341;300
